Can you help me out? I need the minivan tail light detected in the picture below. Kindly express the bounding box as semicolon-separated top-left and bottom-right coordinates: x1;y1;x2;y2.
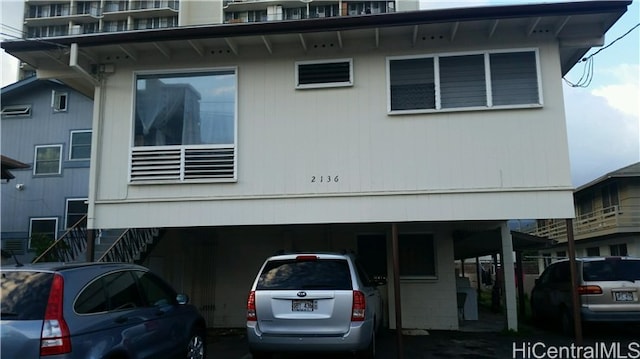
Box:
247;291;257;321
578;285;603;295
40;274;72;356
351;290;366;322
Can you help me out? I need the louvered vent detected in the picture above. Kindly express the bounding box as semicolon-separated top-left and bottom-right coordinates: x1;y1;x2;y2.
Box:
130;146;235;182
184;147;235;180
131;148;181;181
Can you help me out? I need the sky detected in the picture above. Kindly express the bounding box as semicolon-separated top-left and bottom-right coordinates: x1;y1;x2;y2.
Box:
1;0;639;187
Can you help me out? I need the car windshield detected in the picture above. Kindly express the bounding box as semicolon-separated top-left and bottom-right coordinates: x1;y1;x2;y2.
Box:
257;259;352;290
1;271;53;320
583;259;640;282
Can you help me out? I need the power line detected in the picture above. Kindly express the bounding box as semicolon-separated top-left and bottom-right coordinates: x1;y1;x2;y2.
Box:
564;22;640;88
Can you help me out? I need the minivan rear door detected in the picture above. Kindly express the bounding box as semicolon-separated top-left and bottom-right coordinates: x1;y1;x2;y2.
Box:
254;257;354;335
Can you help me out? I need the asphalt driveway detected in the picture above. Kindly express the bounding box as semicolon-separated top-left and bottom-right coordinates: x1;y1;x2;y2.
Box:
206;324;640;359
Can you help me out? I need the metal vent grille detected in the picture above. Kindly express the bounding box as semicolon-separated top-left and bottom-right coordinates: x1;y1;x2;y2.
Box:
130;146;235;182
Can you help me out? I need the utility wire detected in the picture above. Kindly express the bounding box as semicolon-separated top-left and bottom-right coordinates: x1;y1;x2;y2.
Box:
564;22;640;88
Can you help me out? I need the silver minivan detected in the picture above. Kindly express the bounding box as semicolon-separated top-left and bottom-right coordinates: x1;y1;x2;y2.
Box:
246;253;385;359
530;256;640;334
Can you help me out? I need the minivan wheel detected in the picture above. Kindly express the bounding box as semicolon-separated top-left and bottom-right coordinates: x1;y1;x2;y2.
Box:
356;330;376;359
187;328;206;359
250;350;272;359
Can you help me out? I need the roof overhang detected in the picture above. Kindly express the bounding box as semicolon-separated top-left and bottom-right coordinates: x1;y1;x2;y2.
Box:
1;155;30;181
454;229;556;260
1;1;630;98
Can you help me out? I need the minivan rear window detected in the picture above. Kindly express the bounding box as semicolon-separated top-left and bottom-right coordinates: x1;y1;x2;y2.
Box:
1;271;54;320
257;259;352;290
583;259;640;281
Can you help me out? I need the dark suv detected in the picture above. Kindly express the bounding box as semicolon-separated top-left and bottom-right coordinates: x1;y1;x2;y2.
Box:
1;262;207;359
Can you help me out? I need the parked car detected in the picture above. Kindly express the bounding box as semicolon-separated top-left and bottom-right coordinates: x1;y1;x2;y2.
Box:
1;261;207;359
530;256;640;334
246;252;385;358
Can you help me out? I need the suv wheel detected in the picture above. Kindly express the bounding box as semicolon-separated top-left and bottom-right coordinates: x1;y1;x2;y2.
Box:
187;327;206;359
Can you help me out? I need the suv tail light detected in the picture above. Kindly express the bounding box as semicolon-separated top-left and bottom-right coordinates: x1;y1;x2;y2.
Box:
351;290;366;322
40;274;71;356
247;291;257;321
578;285;603;295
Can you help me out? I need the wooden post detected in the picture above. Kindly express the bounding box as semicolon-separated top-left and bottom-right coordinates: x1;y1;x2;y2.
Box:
86;229;95;262
516;250;526;318
391;223;403;359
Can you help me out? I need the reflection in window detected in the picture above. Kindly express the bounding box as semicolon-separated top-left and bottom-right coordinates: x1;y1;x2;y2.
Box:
134;70;236;147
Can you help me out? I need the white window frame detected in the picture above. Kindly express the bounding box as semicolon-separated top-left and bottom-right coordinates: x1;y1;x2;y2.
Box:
69;130;92;160
295;58;354;89
130;67;239;184
34;144;63;175
52;90;68;112
387;48;543;115
1;104;32;117
29;217;58;249
65;198;88;228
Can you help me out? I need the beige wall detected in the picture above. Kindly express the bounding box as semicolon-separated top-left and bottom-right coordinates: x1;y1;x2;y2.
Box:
89;30;574;229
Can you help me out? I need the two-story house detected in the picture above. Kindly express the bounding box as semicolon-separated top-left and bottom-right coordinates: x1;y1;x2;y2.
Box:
1;77;94;263
2;0;630;331
529;162;640;267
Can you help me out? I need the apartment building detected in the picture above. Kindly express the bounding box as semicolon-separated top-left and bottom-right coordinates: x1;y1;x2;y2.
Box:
22;0;418;38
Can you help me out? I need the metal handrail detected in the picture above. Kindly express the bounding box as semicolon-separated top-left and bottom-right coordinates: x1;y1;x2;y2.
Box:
97;227;160;263
32;215;88;263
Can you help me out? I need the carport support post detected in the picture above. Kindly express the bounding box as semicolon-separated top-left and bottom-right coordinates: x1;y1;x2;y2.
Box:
500;223;518;331
86;229;95;262
566;218;583;344
516;250;526;318
391;223;404;359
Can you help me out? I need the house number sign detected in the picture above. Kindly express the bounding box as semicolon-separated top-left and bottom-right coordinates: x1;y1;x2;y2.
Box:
311;175;339;183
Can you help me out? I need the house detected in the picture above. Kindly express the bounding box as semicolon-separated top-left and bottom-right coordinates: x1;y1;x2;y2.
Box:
528;162;640;268
1;1;630;332
0;77;93;263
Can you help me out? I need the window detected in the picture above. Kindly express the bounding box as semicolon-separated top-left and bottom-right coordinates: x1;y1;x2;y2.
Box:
0;272;54;320
586;247;600;257
542;253;552;268
601;183;619;214
296;59;353;89
52;91;68;112
134;271;177;307
388;49;541;113
29;218;58;249
609;244;628;256
256;259;352;290
103;271;145;311
577;196;594;220
34;145;62;175
70;130;92;160
132;69;237;182
65;199;88;228
1;104;31;117
398;233;436;278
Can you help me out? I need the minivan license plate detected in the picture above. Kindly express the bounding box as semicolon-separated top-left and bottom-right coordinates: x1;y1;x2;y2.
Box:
292;299;317;312
614;292;634;302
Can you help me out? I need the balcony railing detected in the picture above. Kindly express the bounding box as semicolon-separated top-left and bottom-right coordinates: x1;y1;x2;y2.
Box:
526;205;640;241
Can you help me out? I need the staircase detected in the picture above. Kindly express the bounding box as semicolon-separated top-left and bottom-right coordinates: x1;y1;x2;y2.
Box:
32;216;163;264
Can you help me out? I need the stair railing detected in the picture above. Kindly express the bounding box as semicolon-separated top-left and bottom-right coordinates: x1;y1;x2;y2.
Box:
32;215;88;263
97;227;160;263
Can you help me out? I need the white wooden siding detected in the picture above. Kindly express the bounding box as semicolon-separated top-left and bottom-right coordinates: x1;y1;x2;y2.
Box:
90;35;574;229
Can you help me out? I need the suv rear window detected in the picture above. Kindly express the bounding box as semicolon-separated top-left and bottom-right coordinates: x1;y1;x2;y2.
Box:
1;271;53;320
583;259;640;281
257;259;352;290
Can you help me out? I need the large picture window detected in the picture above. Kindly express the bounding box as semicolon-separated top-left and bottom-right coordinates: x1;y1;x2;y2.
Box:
388;49;541;113
132;69;237;182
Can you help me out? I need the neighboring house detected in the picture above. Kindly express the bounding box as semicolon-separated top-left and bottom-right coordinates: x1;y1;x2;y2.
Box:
2;1;630;332
528;162;640;268
0;77;93;263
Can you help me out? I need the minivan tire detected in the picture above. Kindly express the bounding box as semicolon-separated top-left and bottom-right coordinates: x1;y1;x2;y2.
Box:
187;327;207;359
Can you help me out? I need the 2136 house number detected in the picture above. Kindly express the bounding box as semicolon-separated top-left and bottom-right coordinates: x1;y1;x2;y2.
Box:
311;175;339;183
